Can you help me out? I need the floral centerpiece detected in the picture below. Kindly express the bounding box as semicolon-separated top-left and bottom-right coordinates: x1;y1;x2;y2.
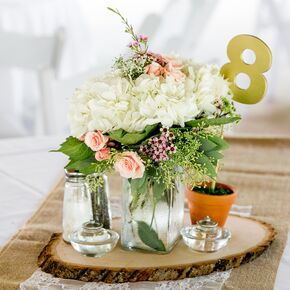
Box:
54;8;240;253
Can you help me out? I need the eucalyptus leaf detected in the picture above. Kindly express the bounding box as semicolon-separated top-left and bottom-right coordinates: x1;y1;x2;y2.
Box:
186;116;240;128
205;150;224;160
208;135;229;151
196;154;217;178
137;221;166;252
197;137;218;152
109;124;158;145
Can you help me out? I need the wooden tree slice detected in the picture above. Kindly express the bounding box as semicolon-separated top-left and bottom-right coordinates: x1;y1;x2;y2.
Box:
38;215;276;283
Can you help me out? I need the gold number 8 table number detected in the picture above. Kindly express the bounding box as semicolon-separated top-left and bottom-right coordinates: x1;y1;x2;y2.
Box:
221;34;272;104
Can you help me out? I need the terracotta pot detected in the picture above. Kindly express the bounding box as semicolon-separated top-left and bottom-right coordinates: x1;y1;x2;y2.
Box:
186;183;237;227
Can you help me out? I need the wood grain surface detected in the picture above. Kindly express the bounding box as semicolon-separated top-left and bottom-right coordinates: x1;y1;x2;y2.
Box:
38;215;276;283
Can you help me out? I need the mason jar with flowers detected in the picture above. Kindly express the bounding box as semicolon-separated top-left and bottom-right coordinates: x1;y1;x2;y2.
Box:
54;8;240;253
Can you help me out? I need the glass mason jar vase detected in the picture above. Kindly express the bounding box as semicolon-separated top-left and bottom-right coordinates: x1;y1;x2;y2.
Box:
62;171;112;243
62;170;92;243
121;177;184;253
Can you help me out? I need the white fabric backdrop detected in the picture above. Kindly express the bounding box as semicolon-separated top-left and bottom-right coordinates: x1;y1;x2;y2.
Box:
1;0;290;138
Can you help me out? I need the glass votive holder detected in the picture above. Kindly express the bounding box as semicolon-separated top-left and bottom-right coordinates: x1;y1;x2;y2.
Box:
70;221;119;257
181;216;231;252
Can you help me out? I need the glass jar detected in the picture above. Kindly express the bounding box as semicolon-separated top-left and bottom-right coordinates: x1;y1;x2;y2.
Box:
86;173;112;230
62;170;92;243
180;216;231;252
121;176;184;253
70;173;117;257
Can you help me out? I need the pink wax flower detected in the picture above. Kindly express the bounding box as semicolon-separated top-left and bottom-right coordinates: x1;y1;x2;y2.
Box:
138;34;148;42
84;131;109;152
95;148;111;161
114;151;145;179
128;40;139;48
139;128;176;163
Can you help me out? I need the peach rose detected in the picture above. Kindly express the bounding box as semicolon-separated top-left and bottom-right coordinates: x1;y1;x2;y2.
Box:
145;61;165;77
162;55;183;70
84;131;109;151
145;59;185;81
114;151;145;179
164;62;185;81
95;148;111;161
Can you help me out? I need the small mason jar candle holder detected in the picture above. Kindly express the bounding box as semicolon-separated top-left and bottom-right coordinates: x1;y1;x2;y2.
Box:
70;174;119;257
62;170;92;243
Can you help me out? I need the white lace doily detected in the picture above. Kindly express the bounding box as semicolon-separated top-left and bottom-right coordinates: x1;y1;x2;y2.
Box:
19;202;251;290
19;269;231;290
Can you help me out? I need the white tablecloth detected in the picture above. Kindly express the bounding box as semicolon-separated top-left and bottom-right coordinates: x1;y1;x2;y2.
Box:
0;136;66;245
0;136;289;289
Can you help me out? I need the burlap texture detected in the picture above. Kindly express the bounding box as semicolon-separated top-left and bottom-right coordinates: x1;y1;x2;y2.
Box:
0;178;64;290
0;136;289;290
220;137;290;290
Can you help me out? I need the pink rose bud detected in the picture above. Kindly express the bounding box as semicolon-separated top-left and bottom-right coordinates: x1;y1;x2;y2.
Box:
84;131;109;152
95;148;111;161
114;151;145;179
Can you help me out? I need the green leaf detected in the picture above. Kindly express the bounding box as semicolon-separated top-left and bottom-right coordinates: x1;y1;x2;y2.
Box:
152;180;166;203
77;164;98;175
197;137;218;152
130;172;148;195
109;124;158;145
185;116;240;128
196;154;217;178
137;221;166;252
51;136;94;161
129;173;148;212
208;135;229;151
129;191;142;213
65;157;97;174
205;150;224;160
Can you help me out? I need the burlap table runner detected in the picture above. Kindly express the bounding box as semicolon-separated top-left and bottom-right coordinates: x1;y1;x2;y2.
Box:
0;136;290;290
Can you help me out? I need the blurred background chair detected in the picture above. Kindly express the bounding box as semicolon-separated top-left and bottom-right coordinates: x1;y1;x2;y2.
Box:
0;29;64;136
0;0;101;137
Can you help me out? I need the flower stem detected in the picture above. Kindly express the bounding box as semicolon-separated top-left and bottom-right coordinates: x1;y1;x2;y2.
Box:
211;125;224;191
107;7;148;54
150;202;156;228
107;7;138;41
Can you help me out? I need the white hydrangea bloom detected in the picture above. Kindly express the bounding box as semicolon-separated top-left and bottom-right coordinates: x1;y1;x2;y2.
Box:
68;59;231;137
137;75;199;128
194;64;231;116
